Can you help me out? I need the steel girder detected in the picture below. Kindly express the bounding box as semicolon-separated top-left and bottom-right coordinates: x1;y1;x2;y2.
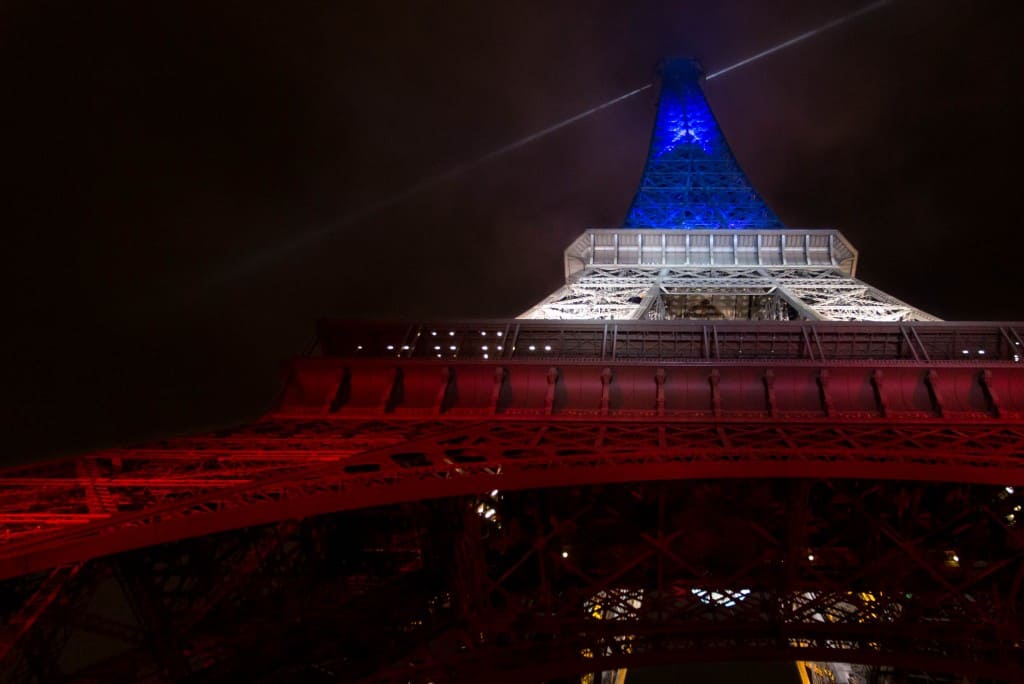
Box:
3;321;1024;578
2;480;1021;682
520;266;938;321
5;412;1024;579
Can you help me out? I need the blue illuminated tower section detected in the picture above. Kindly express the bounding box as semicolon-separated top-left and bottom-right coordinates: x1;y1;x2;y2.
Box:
521;57;935;321
623;59;783;229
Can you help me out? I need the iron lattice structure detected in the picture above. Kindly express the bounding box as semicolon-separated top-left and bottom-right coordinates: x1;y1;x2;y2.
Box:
3;58;1024;683
520;228;939;321
623;60;782;229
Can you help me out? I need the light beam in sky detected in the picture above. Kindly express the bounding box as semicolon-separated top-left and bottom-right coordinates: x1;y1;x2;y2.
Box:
211;83;653;282
704;0;893;81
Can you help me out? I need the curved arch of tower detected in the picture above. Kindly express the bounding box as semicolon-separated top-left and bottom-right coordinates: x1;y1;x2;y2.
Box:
1;59;1022;683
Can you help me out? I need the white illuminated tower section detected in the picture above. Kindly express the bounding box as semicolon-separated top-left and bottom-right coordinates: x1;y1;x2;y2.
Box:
521;59;935;323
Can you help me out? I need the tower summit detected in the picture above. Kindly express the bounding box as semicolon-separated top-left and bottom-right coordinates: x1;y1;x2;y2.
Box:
1;58;1023;684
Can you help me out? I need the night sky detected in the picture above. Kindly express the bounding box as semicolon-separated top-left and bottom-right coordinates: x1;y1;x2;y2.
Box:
4;0;1022;463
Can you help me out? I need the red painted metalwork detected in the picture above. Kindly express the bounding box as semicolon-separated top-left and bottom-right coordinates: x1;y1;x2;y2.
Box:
1;319;1023;681
3;479;1021;682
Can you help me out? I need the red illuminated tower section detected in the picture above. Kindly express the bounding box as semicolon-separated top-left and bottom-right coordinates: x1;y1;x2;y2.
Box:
2;60;1024;683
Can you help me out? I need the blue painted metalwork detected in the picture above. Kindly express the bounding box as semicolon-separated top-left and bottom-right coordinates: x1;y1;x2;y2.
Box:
623;59;783;229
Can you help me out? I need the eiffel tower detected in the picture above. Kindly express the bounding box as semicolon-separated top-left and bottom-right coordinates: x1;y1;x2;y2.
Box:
522;60;934;323
1;59;1023;683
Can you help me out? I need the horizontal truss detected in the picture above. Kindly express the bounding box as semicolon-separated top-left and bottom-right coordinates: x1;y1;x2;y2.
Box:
521;229;933;322
521;266;938;322
561;229;856;278
316;318;1024;362
2;415;1024;580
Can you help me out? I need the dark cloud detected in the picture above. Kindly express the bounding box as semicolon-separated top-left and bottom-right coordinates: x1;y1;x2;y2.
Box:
3;0;1021;461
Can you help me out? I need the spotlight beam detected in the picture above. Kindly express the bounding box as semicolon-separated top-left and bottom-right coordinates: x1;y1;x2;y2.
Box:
705;0;893;81
211;83;652;282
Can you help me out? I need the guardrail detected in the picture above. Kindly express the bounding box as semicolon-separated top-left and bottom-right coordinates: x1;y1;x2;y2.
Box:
316;319;1024;363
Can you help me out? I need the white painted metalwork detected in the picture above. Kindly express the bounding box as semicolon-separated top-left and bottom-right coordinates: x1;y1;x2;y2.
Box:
522;229;937;323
